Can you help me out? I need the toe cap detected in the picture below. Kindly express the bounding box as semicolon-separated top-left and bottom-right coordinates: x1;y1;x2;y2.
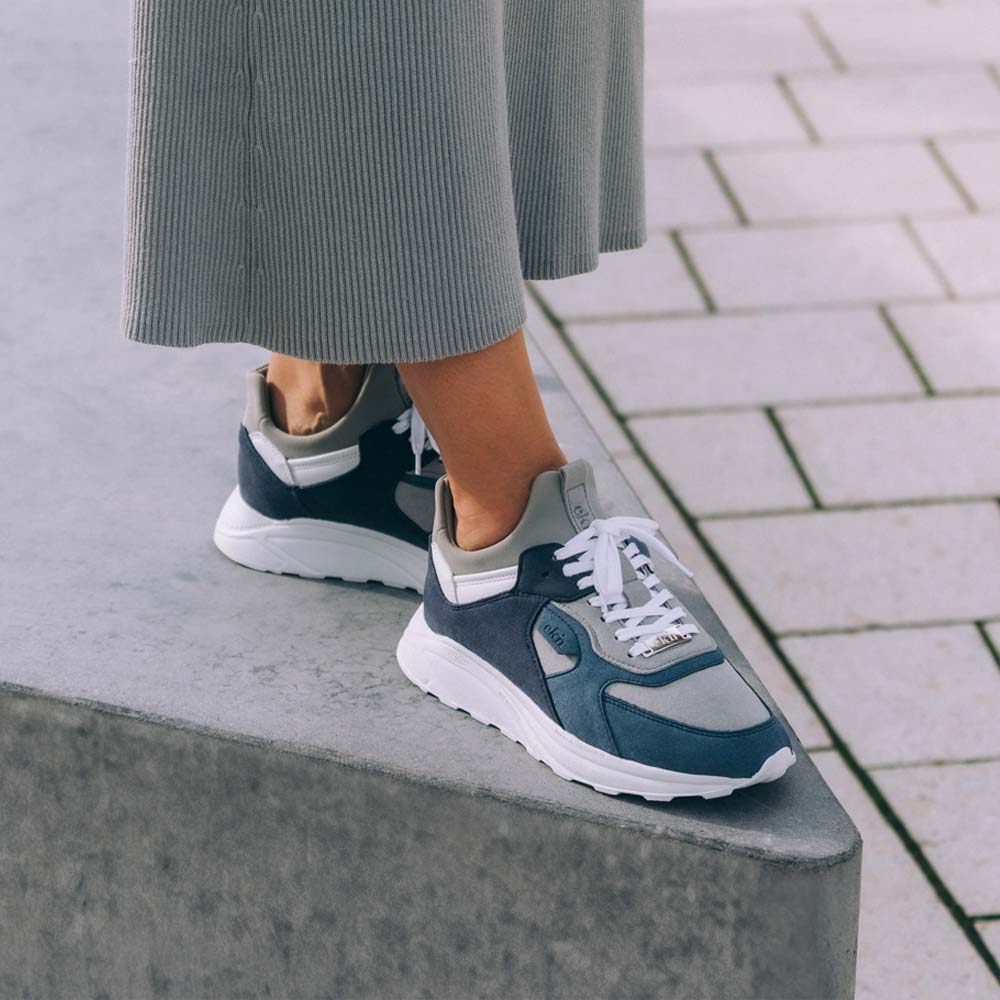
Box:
603;694;793;779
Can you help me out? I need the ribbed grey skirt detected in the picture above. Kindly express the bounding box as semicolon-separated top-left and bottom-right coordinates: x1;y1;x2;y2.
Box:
121;0;645;364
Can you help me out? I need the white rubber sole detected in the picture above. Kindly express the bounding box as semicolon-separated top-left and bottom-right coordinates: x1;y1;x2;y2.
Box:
213;487;428;593
397;606;795;801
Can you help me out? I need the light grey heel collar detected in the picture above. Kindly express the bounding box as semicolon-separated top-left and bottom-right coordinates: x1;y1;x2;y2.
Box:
242;364;408;459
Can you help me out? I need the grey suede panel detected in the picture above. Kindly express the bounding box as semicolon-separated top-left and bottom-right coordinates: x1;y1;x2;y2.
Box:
243;364;408;458
623;578;651;609
532;624;576;678
554;591;717;676
394;481;436;534
605;662;771;731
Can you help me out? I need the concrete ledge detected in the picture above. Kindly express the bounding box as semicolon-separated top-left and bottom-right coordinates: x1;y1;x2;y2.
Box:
1;335;860;998
1;685;858;1000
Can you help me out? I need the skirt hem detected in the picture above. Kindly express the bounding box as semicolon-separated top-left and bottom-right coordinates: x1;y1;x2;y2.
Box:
122;231;647;364
123;299;529;366
523;227;647;281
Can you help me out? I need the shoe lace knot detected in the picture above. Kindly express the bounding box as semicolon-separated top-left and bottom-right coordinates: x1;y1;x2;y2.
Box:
554;516;699;658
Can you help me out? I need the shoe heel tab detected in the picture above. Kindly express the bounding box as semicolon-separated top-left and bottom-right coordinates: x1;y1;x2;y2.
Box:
242;365;271;432
432;476;458;546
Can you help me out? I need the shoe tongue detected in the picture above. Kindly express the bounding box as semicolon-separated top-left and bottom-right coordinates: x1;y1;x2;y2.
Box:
544;462;692;653
555;462;658;602
561;460;653;605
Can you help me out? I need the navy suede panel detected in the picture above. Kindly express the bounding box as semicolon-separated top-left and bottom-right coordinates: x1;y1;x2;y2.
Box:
400;471;439;492
604;699;791;779
542;606;725;754
421;548;579;721
237;423;429;548
238;426;312;519
516;543;589;601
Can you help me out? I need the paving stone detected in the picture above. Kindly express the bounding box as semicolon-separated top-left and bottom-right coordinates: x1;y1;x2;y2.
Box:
644;10;831;81
979;921;1000;966
877;761;1000;917
790;71;1000;141
782;626;1000;767
568;309;922;414
629;411;813;515
704;503;1000;633
645;80;807;150
523;295;634;458
645;153;735;230
814;752;999;1000
716;144;964;222
723;613;833;751
816;6;1000;68
533;234;704;320
612;452;830;749
985;621;1000;665
890;300;1000;392
915;215;1000;297
684;223;942;309
938;137;1000;209
779;396;1000;504
648;0;902;8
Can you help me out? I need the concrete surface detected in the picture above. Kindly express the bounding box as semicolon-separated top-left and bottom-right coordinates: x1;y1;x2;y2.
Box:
0;689;858;1000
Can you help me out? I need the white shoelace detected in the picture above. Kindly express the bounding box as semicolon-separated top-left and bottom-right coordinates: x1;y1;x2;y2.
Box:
392;406;440;475
554;516;699;658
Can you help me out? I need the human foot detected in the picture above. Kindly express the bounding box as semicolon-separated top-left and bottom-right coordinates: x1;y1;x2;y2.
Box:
396;460;795;799
214;364;440;592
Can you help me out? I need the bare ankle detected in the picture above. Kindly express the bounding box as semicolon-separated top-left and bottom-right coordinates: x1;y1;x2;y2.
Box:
267;392;340;435
266;355;365;435
450;454;565;551
453;497;523;551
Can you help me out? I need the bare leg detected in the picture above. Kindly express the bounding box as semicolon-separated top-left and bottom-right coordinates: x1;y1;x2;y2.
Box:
397;329;566;551
266;354;365;435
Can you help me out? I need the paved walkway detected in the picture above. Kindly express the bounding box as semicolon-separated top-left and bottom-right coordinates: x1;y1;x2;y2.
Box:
528;2;1000;996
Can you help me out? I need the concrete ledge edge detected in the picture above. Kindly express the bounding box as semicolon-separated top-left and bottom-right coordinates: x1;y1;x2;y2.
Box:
1;680;860;871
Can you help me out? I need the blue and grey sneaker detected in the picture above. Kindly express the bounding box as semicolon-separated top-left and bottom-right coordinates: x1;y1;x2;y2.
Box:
397;460;795;799
214;364;440;592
